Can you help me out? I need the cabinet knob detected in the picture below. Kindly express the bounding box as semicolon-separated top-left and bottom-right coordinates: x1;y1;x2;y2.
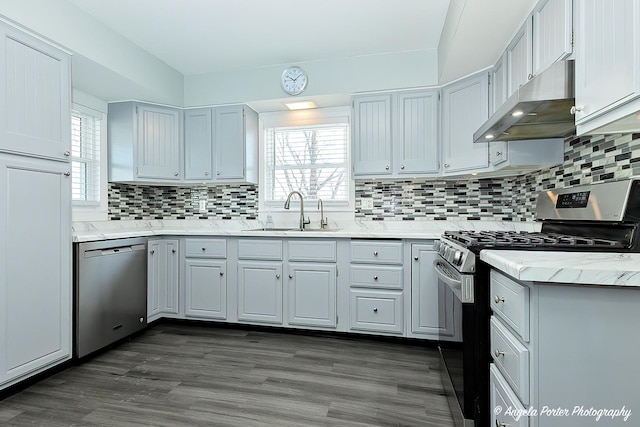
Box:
220;271;224;276
494;349;505;358
385;165;389;170
216;171;221;176
414;256;419;261
494;295;505;303
172;249;176;254
444;163;450;168
289;274;293;279
64;171;71;176
496;421;507;427
204;172;209;176
527;73;534;81
495;151;502;156
276;274;280;279
400;165;405;170
64;151;70;157
570;105;583;115
150;250;155;255
202;247;206;251
373;308;378;313
373;251;378;256
373;276;378;280
174;172;179;176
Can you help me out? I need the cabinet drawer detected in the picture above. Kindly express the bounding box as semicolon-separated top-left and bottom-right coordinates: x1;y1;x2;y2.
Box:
350;265;403;290
238;239;283;260
288;240;336;262
349;290;403;334
490;364;529;427
350;240;403;265
491;316;530;404
490;269;530;342
185;238;227;258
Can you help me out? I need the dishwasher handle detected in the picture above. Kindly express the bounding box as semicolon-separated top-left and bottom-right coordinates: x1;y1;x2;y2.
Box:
84;244;146;258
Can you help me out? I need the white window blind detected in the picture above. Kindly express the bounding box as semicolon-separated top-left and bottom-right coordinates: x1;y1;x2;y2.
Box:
265;122;349;203
71;111;101;203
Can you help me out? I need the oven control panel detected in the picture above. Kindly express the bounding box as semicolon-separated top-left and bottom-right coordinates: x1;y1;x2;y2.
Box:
434;238;476;273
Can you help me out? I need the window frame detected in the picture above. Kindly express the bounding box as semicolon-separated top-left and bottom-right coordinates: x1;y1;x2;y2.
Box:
71;90;108;221
259;106;354;215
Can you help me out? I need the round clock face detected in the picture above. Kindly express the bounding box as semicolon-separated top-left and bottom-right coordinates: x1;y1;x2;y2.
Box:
281;66;308;95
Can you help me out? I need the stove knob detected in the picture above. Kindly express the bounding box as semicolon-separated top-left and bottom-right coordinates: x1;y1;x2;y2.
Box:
433;240;441;251
453;250;463;266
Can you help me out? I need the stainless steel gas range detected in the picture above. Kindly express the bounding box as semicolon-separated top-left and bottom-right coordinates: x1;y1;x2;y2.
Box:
434;179;640;427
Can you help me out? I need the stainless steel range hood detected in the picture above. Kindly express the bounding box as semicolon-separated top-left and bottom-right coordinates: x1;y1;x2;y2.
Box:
473;60;575;144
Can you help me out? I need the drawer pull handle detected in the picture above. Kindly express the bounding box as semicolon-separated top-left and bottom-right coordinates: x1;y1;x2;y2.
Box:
373;276;378;280
494;295;505;303
373;251;379;256
494;349;505;358
373;308;378;313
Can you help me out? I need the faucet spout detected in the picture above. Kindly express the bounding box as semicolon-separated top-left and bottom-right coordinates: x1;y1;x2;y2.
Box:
284;191;310;230
317;199;328;229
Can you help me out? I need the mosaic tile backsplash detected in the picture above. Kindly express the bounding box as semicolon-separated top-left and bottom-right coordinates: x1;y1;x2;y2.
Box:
108;184;258;220
355;132;640;221
108;132;639;222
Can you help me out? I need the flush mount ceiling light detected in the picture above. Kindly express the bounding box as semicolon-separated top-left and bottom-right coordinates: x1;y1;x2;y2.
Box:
284;101;317;110
511;110;524;117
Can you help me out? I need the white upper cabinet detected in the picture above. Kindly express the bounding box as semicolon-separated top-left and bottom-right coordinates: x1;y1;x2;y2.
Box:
353;90;439;178
441;72;490;174
184;108;213;180
532;0;573;75
214;105;250;181
574;0;640;135
491;53;508;115
136;104;182;180
0;21;71;161
506;17;533;97
395;90;439;175
352;94;393;176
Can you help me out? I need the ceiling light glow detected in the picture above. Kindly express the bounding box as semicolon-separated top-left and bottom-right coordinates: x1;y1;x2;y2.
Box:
485;134;495;139
511;110;524;117
285;101;317;110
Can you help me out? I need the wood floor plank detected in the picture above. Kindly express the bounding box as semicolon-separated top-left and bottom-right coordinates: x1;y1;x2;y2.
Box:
0;323;454;426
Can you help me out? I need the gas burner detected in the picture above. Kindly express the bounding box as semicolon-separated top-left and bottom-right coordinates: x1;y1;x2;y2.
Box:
442;230;626;250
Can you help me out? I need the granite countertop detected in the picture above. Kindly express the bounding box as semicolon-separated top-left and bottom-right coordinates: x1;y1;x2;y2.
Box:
72;219;540;243
480;250;640;287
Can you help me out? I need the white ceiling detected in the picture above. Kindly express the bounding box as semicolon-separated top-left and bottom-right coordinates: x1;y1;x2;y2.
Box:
70;0;451;76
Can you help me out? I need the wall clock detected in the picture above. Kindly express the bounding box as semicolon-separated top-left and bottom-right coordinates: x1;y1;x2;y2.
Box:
281;66;308;95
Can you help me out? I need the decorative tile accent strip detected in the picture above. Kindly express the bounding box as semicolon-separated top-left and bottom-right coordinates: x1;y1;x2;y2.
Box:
355;133;640;221
108;183;258;220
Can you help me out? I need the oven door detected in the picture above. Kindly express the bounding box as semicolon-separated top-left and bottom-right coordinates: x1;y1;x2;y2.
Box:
435;256;477;427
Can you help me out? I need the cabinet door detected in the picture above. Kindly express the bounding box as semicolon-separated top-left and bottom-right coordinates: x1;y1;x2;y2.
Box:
506;16;533;96
147;239;179;319
441;72;490;174
396;90;439;175
184;108;213;180
0;22;71;161
214;105;245;180
0;155;71;384
136;105;181;180
352;94;392;176
532;0;573;75
491;53;508;115
185;259;227;319
237;261;283;324
575;0;640;123
287;263;337;328
411;245;455;338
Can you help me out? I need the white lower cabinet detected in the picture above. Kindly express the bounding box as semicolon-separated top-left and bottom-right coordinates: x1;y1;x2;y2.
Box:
0;154;71;389
349;290;403;334
185;259;227;320
490;364;529;427
147;239;179;321
287;262;337;328
237;260;283;325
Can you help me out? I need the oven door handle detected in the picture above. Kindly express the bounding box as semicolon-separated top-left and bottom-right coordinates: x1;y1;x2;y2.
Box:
433;260;463;300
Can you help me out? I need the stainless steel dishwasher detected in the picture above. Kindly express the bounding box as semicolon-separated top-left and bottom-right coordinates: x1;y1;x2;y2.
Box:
74;237;148;358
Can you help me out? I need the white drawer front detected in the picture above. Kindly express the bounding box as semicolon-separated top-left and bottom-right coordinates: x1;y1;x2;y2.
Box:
350;265;403;290
350;240;403;265
490;364;529;427
491;316;530;404
349;290;403;334
288;240;336;262
238;239;283;260
491;269;530;342
185;238;227;258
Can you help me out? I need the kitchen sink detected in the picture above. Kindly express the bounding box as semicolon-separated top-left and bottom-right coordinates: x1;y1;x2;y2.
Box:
244;227;340;232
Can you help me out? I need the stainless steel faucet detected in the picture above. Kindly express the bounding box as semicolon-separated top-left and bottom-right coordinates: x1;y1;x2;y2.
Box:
284;191;310;230
317;199;328;229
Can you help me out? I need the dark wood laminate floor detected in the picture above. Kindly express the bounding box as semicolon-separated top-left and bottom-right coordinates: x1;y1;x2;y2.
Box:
0;323;454;426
